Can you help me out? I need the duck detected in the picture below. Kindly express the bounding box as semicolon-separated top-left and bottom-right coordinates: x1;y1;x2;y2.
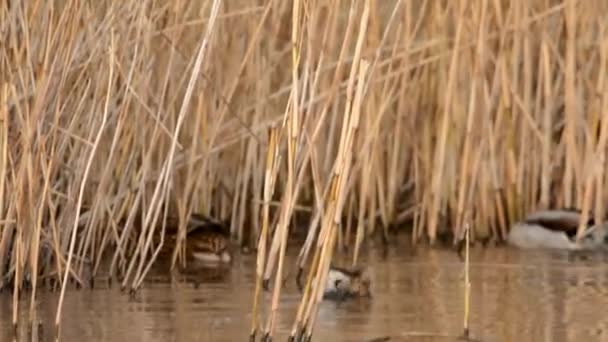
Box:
162;213;233;264
296;264;371;301
323;265;371;300
507;208;608;251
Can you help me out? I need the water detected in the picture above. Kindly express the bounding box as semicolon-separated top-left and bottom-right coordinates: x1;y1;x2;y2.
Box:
3;233;608;342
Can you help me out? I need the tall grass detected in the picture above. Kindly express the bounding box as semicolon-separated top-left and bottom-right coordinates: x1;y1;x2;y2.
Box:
2;0;608;336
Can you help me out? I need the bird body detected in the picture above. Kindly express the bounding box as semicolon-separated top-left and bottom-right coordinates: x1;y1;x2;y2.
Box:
185;227;232;263
507;208;608;250
322;265;371;300
161;213;233;264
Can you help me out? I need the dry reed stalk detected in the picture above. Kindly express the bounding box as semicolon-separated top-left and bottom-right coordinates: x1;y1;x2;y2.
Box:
262;1;365;287
263;2;304;338
359;52;392;239
133;0;222;291
251;199;312;213
250;125;280;340
262;129;324;286
376;6;409;233
513;0;531;214
595;32;608;224
563;0;578;208
294;137;327;275
539;39;552;210
235;136;257;246
454;76;478;243
301;58;370;342
0;85;8;289
109;193;141;280
203;1;273;154
462;221;471;339
353;130;374;264
290;243;321;339
486;108;506;240
54;29;115;327
578;104;597;239
91;126;135;276
292;62;366;336
352;79;399;261
28;148;52;323
427;0;466;244
292;0;356;277
453;0;484;243
297;39;371;337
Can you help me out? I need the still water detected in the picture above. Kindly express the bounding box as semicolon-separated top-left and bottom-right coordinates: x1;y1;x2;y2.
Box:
3;234;608;342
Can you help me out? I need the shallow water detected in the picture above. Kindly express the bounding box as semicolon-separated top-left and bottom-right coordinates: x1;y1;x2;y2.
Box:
3;233;608;342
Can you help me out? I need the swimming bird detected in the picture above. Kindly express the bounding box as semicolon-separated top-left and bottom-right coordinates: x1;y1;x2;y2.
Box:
507;208;608;250
296;264;371;301
323;265;371;300
163;213;233;264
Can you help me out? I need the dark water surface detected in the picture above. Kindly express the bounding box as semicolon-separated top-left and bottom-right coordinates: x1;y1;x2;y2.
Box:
3;234;608;342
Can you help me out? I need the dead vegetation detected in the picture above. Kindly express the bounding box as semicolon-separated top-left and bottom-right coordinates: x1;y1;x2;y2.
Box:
1;0;607;338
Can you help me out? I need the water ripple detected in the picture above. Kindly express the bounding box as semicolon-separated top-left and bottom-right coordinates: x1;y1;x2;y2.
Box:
3;237;608;341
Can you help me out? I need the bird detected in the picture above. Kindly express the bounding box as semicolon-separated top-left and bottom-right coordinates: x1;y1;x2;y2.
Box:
506;208;608;250
323;265;372;300
162;213;233;264
296;264;371;301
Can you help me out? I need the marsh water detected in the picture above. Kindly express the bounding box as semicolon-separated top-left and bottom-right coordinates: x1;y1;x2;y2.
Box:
3;233;608;342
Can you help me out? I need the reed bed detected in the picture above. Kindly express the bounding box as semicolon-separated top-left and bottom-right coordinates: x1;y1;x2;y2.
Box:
2;0;608;338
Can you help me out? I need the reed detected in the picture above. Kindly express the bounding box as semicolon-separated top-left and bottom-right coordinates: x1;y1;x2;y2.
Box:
2;0;608;335
462;221;471;339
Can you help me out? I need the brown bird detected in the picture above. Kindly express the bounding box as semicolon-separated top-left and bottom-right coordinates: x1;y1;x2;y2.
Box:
163;213;233;264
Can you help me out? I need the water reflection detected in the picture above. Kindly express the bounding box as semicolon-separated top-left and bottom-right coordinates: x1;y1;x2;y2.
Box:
2;233;608;342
